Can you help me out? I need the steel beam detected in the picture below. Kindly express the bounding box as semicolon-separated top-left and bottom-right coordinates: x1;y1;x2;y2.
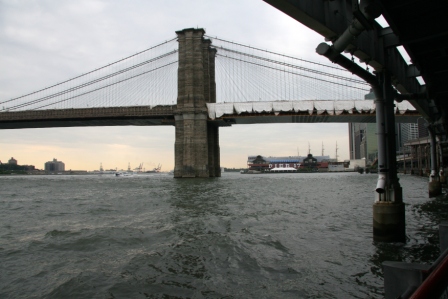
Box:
263;0;436;122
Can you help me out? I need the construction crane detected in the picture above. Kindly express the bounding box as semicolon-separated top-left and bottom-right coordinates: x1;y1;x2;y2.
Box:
134;163;143;173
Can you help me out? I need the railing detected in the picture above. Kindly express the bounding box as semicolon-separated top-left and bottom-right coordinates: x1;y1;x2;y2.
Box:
409;249;448;299
383;221;448;299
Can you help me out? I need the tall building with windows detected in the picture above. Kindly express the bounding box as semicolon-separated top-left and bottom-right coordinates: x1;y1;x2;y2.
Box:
348;90;378;164
45;158;65;172
397;123;419;152
348;91;427;163
349;122;379;163
396;118;429;156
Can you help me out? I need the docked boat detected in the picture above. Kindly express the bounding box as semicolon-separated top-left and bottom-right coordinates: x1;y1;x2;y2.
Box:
145;164;162;173
115;172;133;177
240;169;262;174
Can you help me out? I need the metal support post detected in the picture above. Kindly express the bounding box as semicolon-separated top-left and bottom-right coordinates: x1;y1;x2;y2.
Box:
372;71;405;243
438;137;446;184
428;126;442;196
314;4;404;242
403;146;407;174
419;144;423;176
374;84;387;195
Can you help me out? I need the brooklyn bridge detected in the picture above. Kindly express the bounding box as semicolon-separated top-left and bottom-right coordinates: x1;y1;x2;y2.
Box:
1;0;447;253
2;1;448;297
0;29;419;178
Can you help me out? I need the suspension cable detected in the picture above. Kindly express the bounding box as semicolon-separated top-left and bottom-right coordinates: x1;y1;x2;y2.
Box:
0;37;177;105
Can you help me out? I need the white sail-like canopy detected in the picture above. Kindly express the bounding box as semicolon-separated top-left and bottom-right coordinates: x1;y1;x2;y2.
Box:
206;100;415;120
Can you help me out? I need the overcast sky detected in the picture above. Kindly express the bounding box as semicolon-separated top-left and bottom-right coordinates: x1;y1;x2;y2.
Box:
0;0;354;171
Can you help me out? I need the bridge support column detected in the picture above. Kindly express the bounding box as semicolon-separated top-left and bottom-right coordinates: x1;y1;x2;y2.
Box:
174;113;209;177
174;28;220;178
207;124;221;177
373;71;405;243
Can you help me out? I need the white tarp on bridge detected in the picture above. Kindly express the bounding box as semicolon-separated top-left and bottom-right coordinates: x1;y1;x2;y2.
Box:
206;100;415;119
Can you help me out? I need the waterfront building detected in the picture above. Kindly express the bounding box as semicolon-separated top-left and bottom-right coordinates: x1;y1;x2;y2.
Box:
0;157;35;172
303;154;317;167
45;158;65;172
247;154;330;172
248;155;270;172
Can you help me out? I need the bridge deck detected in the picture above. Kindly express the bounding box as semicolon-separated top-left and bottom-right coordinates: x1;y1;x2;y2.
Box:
207;100;419;125
0;105;176;129
0;100;419;129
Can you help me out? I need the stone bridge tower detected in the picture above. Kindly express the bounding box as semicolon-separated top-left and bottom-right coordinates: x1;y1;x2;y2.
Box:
174;28;220;178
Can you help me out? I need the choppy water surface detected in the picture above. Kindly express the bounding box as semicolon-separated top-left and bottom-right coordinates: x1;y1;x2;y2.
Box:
0;172;445;298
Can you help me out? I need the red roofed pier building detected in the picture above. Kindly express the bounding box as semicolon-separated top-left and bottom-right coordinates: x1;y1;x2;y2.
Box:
247;154;330;172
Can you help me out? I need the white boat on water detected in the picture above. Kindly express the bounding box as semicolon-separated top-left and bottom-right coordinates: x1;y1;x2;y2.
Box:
115;172;133;177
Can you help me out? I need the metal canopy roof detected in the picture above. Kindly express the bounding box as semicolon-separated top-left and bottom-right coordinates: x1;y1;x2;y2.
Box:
263;0;448;136
380;0;448;106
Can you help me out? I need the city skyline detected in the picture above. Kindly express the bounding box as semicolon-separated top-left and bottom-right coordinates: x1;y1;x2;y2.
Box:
1;0;353;171
0;139;344;172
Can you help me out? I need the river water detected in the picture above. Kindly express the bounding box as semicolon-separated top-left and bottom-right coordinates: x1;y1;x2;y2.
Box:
0;172;446;298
